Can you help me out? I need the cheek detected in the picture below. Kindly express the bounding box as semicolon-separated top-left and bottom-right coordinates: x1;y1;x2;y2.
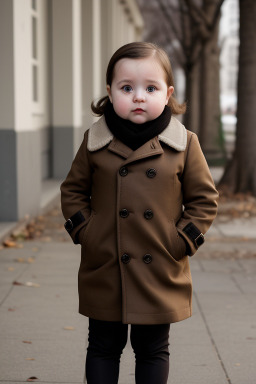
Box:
112;96;130;116
148;98;166;116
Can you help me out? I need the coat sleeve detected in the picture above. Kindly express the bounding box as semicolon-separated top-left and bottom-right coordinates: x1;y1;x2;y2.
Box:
60;131;92;244
176;132;219;256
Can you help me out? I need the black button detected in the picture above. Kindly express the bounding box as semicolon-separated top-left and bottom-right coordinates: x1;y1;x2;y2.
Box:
143;254;152;264
144;209;153;220
121;254;130;264
146;168;157;178
120;209;129;218
119;167;128;177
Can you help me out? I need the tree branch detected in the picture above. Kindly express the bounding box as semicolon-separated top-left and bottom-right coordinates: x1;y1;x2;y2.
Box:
184;0;210;27
209;0;225;31
157;0;186;67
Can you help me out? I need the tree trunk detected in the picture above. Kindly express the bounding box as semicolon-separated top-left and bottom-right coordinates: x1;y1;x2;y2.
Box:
219;0;256;194
199;0;224;164
183;61;200;134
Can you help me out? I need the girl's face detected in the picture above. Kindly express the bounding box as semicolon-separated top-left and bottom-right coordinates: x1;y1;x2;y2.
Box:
107;57;174;124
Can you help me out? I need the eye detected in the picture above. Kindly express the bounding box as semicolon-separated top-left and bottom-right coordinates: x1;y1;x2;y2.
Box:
147;86;156;93
122;85;133;93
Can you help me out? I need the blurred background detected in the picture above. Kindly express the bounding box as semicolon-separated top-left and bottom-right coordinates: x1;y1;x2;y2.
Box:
0;0;255;228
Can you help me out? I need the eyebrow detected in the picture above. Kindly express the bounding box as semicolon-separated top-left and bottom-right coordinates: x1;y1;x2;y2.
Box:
116;79;133;85
116;79;161;86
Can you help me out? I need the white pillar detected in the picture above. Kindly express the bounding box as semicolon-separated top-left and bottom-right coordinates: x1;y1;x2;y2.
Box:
92;0;102;101
0;0;50;220
51;0;82;178
82;0;94;130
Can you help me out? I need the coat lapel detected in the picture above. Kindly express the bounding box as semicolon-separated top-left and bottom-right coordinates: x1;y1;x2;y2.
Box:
87;117;113;151
87;115;187;158
107;138;133;159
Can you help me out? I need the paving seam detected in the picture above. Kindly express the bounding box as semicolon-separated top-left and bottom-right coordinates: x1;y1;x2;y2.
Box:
235;258;247;273
0;243;44;308
0;265;29;307
0;381;83;383
193;291;232;384
230;274;245;294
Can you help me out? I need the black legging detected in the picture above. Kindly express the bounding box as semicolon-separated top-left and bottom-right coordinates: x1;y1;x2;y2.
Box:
85;318;170;384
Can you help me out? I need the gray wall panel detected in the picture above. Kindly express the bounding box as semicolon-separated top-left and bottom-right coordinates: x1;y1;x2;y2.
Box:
17;130;41;219
52;126;74;179
40;126;52;179
0;130;17;221
52;126;84;180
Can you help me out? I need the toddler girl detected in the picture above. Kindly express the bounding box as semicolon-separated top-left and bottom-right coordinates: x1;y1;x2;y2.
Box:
61;42;218;384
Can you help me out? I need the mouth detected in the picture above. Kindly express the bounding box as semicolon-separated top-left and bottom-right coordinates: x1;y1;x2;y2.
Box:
133;108;145;112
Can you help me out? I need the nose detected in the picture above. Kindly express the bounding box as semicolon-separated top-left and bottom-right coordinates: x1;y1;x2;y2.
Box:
133;89;145;103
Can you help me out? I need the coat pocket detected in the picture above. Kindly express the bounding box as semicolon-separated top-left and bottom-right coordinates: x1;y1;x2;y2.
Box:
169;219;187;262
79;212;95;246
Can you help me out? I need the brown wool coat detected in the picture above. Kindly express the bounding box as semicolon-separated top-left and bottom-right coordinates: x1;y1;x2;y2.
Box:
61;116;218;324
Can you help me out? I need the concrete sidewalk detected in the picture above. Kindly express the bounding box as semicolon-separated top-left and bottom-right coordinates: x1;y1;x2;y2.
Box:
0;207;256;384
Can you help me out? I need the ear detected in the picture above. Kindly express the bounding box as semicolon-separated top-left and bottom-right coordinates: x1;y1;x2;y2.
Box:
166;86;174;105
106;85;113;103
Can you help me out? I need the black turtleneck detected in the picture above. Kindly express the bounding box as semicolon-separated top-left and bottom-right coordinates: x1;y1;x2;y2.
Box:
104;101;171;150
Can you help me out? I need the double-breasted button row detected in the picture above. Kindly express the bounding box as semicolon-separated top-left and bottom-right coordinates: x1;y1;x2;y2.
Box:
121;254;153;264
119;167;157;178
120;209;154;219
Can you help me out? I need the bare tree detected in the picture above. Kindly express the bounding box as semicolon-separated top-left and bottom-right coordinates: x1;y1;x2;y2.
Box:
219;0;256;194
138;0;225;162
197;0;224;163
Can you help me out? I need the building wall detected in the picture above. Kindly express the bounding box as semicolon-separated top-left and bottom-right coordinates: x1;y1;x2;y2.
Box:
0;0;143;222
0;0;49;220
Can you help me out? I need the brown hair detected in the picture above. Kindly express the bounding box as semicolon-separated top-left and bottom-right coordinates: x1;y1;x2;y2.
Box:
91;42;186;116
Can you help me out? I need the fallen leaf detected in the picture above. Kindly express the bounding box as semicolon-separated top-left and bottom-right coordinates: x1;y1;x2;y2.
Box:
7;267;15;271
25;282;40;288
25;358;35;361
13;281;40;287
3;239;17;248
23;340;32;344
42;236;51;242
64;326;75;330
27;257;35;263
235;363;240;367
15;257;35;263
27;377;38;382
15;257;25;263
8;308;16;312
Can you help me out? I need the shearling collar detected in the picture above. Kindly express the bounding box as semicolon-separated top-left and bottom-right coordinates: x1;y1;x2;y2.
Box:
87;115;187;152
